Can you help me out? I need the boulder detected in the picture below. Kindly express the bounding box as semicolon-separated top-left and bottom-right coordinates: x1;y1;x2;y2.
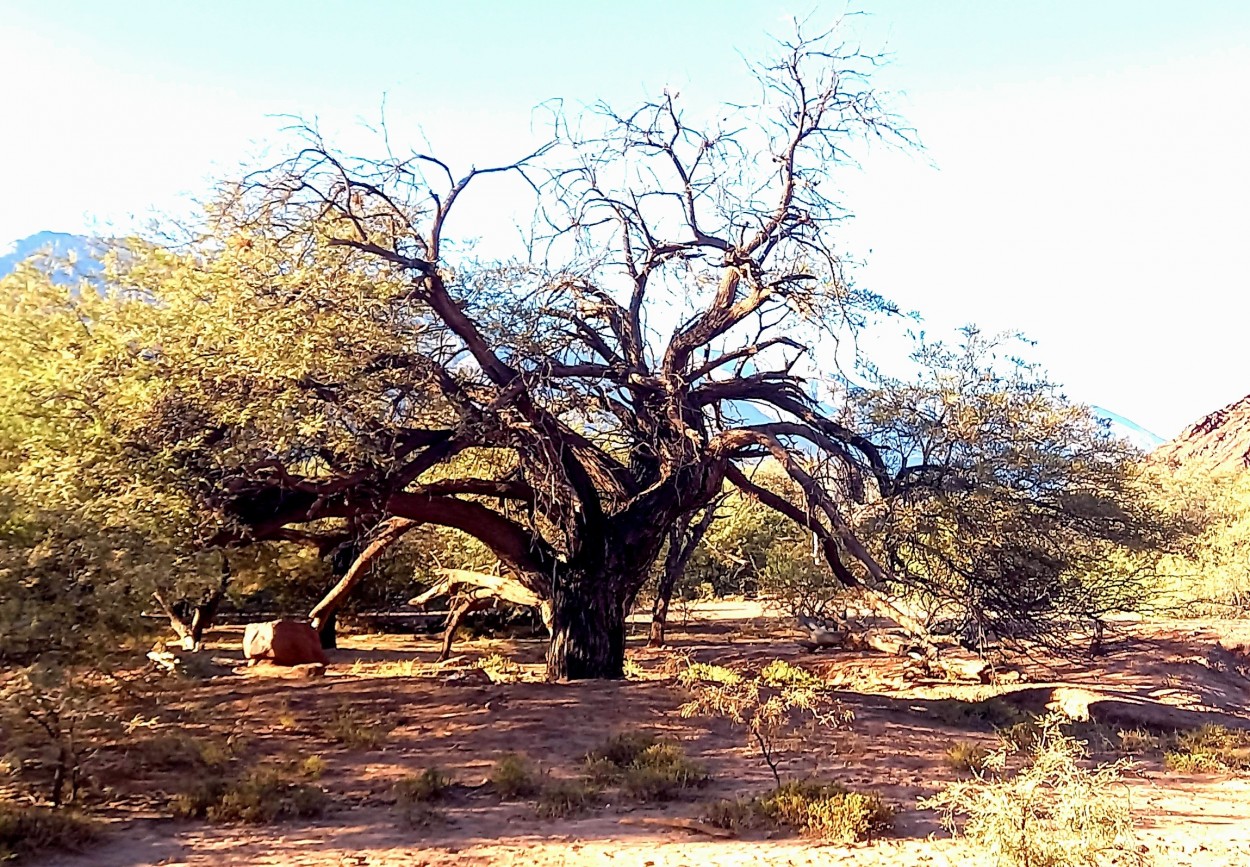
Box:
243;620;330;666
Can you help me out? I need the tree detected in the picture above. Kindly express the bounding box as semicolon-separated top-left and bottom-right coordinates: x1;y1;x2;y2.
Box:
189;26;938;679
844;327;1175;647
0;24;1166;681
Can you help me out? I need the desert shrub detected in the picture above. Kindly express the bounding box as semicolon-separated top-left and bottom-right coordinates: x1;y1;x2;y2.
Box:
1115;729;1160;756
0;801;97;861
997;719;1044;751
490;753;539;798
321;706;392;750
676;662;742;687
586;731;660;766
298;755;327;780
705;780;893;842
944;741;991;774
171;767;328;823
922;717;1146;866
534;779;601;819
476;653;524;684
395;768;450;803
759;659;822;689
128;730;232;771
1163;725;1250;773
0;667;117;807
583;735;709;802
681;667;850;786
927;697;1031;730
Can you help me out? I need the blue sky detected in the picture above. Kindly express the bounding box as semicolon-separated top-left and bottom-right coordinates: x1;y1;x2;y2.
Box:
2;0;1248;437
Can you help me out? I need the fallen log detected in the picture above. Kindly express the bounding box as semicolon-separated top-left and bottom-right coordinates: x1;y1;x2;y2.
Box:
409;568;553;661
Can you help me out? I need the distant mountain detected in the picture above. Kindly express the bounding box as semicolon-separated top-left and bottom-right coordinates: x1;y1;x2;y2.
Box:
1153;394;1250;475
0;231;102;281
1091;406;1165;453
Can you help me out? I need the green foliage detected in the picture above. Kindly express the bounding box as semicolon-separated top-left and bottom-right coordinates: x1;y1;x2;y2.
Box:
394;768;451;803
759;659;822;689
922;717;1147;867
944;741;992;774
675;662;742;687
171;767;328;823
489;753;540;799
680;661;850;786
0;801;98;862
850;329;1176;643
1146;466;1250;615
1163;725;1250;773
534;779;601;819
320;706;393;751
583;734;709;802
706;780;893;842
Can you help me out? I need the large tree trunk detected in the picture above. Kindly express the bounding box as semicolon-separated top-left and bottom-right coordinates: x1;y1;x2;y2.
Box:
547;570;629;681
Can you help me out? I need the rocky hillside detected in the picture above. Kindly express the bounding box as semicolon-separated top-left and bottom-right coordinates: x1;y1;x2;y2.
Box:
1154;393;1250;475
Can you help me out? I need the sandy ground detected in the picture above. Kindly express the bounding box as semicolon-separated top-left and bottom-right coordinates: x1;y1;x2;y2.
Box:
34;605;1250;867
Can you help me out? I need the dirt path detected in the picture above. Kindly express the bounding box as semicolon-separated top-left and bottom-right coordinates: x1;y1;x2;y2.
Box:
38;608;1250;867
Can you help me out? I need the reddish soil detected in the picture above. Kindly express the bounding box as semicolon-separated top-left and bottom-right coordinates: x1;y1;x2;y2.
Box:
38;605;1250;867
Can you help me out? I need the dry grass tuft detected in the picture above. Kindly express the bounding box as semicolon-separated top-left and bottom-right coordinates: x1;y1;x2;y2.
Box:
321;705;392;750
706;780;893;842
944;741;992;774
490;753;540;799
170;767;328;824
1163;725;1250;773
583;733;709;802
0;801;97;861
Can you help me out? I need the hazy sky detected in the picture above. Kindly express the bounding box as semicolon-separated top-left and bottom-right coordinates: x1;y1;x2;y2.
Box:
2;0;1247;438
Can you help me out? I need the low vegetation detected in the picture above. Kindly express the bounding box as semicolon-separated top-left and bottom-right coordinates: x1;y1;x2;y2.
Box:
681;660;850;786
489;753;540;799
1163;725;1250;773
706;780;894;842
944;741;992;774
534;779;602;819
583;732;709;802
394;768;451;803
171;767;329;824
0;801;97;862
922;717;1147;867
321;706;393;751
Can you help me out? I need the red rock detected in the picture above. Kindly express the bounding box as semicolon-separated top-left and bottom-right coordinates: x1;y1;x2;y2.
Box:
242;620;330;666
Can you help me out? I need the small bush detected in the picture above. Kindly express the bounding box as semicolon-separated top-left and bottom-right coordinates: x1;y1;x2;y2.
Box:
705;780;893;842
922;717;1146;867
586;731;659;767
171;768;328;824
583;735;709;801
477;653;523;684
677;662;742;687
298;755;327;780
1163;724;1250;773
128;730;232;771
1116;729;1160;756
927;698;1031;730
534;779;601;819
997;719;1043;751
490;753;539;798
395;768;450;804
322;706;392;751
0;801;97;861
760;659;822;689
944;741;992;774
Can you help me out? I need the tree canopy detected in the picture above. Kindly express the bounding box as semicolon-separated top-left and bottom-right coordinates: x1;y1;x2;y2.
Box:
0;25;1177;678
